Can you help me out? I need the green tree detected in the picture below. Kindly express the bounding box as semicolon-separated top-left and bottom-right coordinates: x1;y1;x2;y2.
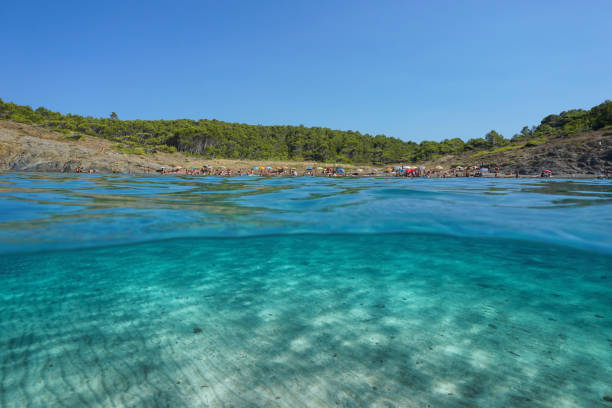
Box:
465;138;487;150
521;126;531;138
485;130;506;147
2;97;609;164
590;100;612;129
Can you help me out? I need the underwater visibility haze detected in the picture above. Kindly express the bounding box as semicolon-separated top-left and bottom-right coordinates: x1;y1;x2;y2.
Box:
0;173;611;407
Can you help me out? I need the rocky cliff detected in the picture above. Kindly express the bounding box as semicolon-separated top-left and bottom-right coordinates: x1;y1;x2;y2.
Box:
0;121;165;173
424;131;612;176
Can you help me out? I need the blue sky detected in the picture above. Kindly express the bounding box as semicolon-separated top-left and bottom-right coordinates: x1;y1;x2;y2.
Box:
2;0;611;142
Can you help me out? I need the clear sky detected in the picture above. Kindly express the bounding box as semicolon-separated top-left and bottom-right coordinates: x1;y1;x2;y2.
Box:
2;0;611;142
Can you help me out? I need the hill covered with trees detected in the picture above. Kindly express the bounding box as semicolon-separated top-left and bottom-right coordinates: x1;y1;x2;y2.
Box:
0;98;610;164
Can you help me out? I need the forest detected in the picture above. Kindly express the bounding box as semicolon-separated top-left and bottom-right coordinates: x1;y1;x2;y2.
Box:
1;98;610;164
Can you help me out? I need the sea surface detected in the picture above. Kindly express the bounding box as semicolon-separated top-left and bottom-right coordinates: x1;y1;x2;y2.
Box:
0;173;611;407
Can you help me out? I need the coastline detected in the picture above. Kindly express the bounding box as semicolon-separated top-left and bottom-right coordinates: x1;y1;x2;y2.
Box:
1;120;610;179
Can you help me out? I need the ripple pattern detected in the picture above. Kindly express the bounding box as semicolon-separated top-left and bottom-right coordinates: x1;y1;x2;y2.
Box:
1;234;611;407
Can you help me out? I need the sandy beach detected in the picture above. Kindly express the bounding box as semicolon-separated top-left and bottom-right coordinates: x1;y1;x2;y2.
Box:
1;121;609;178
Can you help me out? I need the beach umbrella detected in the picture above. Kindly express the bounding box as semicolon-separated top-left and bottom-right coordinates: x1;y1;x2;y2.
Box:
543;169;552;173
337;168;345;174
252;166;259;170
356;169;363;172
307;167;313;171
435;165;443;170
386;167;393;172
317;167;324;170
276;166;282;170
258;166;265;170
265;166;272;170
456;166;464;170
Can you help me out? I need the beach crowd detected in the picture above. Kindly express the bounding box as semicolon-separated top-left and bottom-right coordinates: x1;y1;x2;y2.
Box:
137;165;556;178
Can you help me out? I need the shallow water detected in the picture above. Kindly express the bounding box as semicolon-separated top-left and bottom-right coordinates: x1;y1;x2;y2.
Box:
1;173;611;407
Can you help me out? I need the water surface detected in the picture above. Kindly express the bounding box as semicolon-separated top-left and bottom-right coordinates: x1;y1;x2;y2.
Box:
1;173;611;407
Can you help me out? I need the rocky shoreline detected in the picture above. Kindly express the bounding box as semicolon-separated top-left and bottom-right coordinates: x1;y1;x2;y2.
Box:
0;121;165;174
422;130;612;177
1;120;610;177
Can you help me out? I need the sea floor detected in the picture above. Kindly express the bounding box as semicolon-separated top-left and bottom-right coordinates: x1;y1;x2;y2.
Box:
1;234;611;407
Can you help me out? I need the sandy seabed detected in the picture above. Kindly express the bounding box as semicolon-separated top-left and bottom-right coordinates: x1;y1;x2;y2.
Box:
1;234;611;407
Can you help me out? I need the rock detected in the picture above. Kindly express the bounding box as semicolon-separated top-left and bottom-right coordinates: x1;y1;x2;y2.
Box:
0;121;166;173
193;327;203;334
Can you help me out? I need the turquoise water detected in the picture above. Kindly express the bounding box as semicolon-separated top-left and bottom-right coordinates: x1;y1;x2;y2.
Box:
1;173;611;407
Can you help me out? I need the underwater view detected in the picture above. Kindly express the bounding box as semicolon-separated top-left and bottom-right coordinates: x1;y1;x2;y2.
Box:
1;173;611;407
